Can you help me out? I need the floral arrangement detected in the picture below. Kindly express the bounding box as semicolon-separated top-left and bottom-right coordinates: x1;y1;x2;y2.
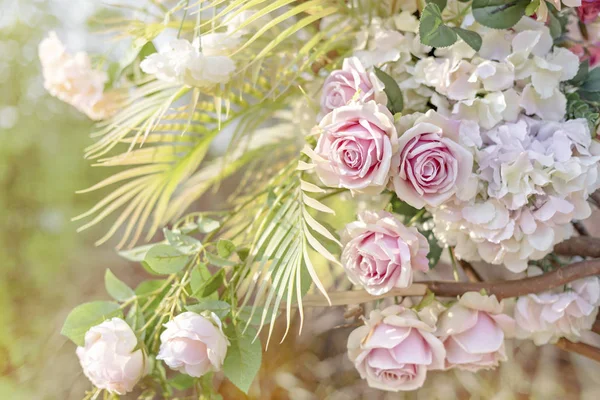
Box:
41;0;600;397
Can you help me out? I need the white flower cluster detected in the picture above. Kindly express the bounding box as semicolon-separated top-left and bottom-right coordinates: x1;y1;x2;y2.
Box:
351;15;433;113
414;17;580;127
431;117;600;272
140;34;237;88
38;32;117;120
515;271;600;345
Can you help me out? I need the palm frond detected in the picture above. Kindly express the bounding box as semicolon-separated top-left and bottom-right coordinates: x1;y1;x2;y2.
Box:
231;155;341;347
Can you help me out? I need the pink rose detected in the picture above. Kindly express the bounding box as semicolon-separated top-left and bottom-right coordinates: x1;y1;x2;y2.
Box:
320;57;386;115
435;292;515;372
341;210;429;295
570;43;600;67
347;305;446;392
391;111;475;208
578;0;600;24
313;101;397;194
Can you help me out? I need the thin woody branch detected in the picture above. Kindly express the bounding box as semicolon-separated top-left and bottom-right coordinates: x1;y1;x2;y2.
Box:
300;259;600;307
554;236;600;258
555;338;600;363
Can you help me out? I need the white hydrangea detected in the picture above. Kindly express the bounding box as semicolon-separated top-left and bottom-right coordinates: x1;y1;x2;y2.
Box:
431;117;600;272
414;16;580;127
38;32;117;120
140;36;236;88
515;274;600;345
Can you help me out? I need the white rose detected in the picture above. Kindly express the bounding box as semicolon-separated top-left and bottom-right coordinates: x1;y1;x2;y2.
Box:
76;318;146;395
157;312;229;377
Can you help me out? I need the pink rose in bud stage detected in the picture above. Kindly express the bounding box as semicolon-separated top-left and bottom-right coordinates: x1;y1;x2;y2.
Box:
341;210;429;295
313;101;398;194
320;57;387;115
435;292;515;372
157;312;229;377
76;318;146;395
347;305;446;392
578;0;600;23
391;111;475;209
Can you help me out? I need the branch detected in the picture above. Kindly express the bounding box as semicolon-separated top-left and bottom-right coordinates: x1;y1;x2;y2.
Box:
555;338;600;363
554;237;600;258
300;259;600;307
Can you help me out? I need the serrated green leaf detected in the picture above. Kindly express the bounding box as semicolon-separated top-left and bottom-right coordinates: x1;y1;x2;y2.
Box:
217;239;236;258
187;300;231;319
197;217;221;233
61;301;123;346
419;4;458;48
206;252;237;267
453;28;482;51
472;0;529;29
223;325;262;394
104;269;135;301
374;67;404;114
144;244;190;274
427;0;447;10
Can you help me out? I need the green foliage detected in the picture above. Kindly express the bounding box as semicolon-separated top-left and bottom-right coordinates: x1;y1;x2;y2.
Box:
427;0;448;10
420;228;445;269
454;28;482;51
566;61;600;133
217;239;236;258
144;244;190;274
222;324;262;394
168;374;196;391
374;67;404;114
420;4;458;48
104;269;135;301
61;301;123;346
187;300;231;319
472;0;529;29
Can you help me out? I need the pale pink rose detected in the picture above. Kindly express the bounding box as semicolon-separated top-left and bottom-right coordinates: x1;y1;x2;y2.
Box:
435;292;515;372
341;210;429;295
313;101;397;194
76;318;146;395
157;312;229;377
347;305;446;392
320;57;386;115
391;111;474;208
515;277;600;345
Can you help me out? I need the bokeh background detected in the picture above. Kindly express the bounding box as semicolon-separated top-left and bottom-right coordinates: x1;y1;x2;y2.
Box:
2;1;600;399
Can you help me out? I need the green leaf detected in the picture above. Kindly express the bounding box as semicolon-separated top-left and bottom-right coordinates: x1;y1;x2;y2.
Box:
135;279;168;311
144;244;190;274
569;60;589;87
164;228;202;255
61;301;122;346
190;263;212;297
419;4;458;48
452;28;482;51
390;195;421;221
582;66;600;92
195;269;225;298
126;302;146;340
414;290;436;311
217;239;236;258
374;67;404;114
118;243;156;262
206;252;237;267
104;269;135;301
420;228;444;269
525;0;540;16
169;374;196;391
187;300;231;319
223;325;262;394
427;0;447;10
472;0;529;29
197;216;221;233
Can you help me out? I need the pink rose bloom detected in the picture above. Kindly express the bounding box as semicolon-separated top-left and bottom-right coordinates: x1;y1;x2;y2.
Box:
578;0;600;23
347;305;446;392
435;292;515;372
341;210;429;295
391;111;475;208
313;101;398;194
515;277;600;345
320;57;387;115
570;43;600;67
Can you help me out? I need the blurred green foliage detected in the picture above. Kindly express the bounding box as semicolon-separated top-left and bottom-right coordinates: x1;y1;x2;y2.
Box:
0;3;122;398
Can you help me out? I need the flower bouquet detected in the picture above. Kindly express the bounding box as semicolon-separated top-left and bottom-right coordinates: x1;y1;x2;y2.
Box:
42;0;600;397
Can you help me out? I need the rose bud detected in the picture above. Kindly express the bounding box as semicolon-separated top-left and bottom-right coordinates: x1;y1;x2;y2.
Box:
157;312;229;377
76;318;146;395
